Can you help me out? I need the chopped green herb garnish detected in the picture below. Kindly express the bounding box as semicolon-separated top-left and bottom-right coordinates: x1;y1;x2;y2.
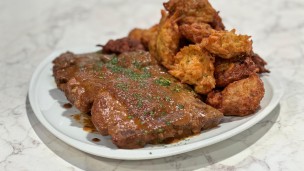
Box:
132;61;142;69
109;56;118;65
94;61;104;71
98;73;105;79
139;82;147;88
154;77;171;87
127;115;133;119
177;104;184;110
116;83;129;91
172;85;182;92
158;128;164;133
165;96;171;102
154;96;161;100
166;121;171;126
137;100;143;108
161;111;167;116
149;111;155;116
133;93;141;98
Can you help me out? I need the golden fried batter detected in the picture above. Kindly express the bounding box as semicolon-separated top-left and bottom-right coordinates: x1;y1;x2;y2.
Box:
210;12;225;30
155;11;181;68
128;24;159;49
164;0;217;24
251;53;270;73
179;23;213;43
125;0;268;118
214;56;260;87
169;44;215;94
206;74;265;116
201;29;252;59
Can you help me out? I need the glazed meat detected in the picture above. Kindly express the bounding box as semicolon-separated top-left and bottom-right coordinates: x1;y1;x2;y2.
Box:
53;51;223;148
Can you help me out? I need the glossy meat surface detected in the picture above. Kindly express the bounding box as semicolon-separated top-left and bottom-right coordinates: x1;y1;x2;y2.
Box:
53;51;223;148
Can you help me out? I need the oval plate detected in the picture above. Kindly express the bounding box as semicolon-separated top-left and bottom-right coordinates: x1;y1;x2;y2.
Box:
29;47;283;160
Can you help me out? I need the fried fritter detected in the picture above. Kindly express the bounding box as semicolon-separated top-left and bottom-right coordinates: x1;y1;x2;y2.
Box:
214;56;260;87
163;0;217;25
169;44;215;94
201;29;252;59
179;23;213;44
128;24;159;49
156;11;181;68
251;53;270;73
206;74;265;116
210;12;225;30
102;37;145;54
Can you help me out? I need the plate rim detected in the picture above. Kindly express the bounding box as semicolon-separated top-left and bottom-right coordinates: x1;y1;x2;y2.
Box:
29;47;284;160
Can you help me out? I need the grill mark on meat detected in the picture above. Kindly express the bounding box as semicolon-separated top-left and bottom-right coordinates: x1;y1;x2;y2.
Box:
53;50;223;149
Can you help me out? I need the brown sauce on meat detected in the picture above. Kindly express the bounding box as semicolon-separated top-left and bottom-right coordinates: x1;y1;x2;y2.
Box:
92;138;100;142
63;103;73;109
70;113;98;133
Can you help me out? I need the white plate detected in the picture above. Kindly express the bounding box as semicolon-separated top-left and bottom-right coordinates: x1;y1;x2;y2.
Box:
29;47;284;160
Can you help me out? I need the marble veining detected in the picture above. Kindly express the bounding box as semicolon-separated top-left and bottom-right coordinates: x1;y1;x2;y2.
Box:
1;0;304;170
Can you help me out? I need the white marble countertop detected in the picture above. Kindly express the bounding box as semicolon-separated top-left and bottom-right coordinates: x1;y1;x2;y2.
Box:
1;0;304;170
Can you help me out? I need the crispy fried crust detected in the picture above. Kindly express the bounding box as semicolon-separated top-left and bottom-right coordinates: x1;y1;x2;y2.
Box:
214;56;260;87
156;11;181;68
210;12;225;30
164;0;217;24
124;0;269;117
201;29;252;59
206;74;265;116
102;37;145;54
128;24;159;49
179;23;213;43
251;53;270;73
169;44;215;94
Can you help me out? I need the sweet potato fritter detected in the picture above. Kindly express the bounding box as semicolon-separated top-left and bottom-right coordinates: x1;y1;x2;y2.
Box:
169;44;215;94
179;23;213;44
206;74;265;116
156;11;181;68
201;29;252;59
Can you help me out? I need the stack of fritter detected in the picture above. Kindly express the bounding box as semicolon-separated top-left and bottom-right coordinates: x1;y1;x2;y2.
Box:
126;0;270;116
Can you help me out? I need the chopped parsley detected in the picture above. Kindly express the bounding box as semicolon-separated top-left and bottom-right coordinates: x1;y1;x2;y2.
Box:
172;85;182;92
116;83;129;91
158;128;164;133
127;115;134;119
165;96;171;102
109;56;118;65
137;100;143;108
154;77;171;87
177;104;184;110
132;60;142;69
